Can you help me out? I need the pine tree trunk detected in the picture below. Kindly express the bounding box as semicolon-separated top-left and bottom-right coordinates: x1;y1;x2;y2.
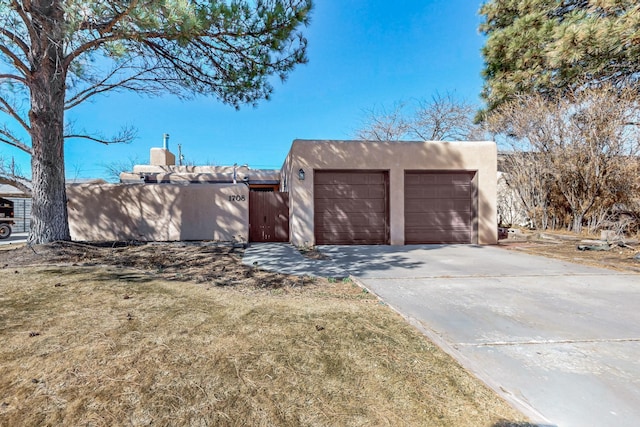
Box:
28;0;71;244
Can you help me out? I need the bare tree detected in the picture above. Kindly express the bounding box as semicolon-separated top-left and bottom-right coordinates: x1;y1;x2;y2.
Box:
355;102;410;142
497;171;527;227
355;93;481;142
488;84;640;233
102;156;142;183
410;92;479;141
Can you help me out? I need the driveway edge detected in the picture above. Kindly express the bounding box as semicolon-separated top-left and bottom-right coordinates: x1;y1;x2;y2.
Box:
348;274;553;427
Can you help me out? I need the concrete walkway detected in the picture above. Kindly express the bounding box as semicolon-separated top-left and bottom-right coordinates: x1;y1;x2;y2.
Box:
242;243;349;278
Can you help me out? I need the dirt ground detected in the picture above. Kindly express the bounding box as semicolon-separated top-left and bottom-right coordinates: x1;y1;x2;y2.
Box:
498;231;640;273
0;241;314;290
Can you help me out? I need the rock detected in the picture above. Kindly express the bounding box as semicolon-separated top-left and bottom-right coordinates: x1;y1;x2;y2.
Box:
580;239;603;244
577;244;613;251
506;228;527;240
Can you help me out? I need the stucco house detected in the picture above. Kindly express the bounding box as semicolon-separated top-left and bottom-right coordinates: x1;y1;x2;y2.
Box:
67;139;497;245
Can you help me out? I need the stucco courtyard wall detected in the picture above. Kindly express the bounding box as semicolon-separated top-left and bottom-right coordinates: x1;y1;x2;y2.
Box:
282;139;497;246
67;183;249;242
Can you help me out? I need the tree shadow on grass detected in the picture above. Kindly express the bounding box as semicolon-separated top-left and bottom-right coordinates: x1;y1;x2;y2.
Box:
8;241;316;290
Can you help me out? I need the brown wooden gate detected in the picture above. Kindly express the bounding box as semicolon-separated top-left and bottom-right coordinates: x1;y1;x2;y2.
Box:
249;192;289;242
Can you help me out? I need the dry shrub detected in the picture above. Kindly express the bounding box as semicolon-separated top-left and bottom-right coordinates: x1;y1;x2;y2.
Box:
489;84;640;234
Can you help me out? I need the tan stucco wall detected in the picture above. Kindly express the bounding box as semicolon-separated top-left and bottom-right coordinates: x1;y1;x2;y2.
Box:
282;139;497;246
67;183;249;242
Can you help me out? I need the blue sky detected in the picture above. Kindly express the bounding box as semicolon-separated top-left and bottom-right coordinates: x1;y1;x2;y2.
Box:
7;0;488;181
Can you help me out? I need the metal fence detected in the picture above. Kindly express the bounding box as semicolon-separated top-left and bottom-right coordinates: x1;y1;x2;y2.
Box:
7;197;31;233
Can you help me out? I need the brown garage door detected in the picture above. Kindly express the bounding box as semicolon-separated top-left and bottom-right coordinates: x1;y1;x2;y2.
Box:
315;171;388;245
405;171;474;244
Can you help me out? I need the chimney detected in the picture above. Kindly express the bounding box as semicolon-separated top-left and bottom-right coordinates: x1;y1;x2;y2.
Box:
150;133;176;166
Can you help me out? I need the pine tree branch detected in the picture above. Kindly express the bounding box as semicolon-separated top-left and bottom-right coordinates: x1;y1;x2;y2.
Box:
65;66;160;110
0;174;32;195
0;43;29;77
0;126;32;154
0;26;30;58
0;73;27;84
64;126;136;145
0;95;30;133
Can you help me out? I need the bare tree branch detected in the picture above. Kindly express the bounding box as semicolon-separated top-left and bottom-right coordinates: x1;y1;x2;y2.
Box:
355;94;480;142
64;125;137;145
355;103;410;141
101;155;141;182
410;92;478;141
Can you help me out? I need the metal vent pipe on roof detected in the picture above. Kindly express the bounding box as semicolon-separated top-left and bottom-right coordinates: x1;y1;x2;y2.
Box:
163;133;170;150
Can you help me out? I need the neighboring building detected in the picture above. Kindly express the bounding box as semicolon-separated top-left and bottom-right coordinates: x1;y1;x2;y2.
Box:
67;139;497;245
0;184;31;233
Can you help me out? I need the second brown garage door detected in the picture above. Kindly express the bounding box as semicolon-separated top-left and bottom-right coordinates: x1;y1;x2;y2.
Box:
315;171;388;245
405;171;475;244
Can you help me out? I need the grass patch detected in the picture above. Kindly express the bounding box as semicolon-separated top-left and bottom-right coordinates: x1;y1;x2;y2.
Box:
0;244;530;426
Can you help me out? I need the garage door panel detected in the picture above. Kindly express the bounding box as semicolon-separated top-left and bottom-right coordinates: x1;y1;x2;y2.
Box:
316;212;385;227
405;212;472;227
316;230;387;244
406;199;471;213
316;214;387;229
315;172;385;186
405;171;474;244
404;174;423;186
348;173;384;185
406;229;471;244
407;173;472;186
315;185;386;199
315;199;386;214
406;184;471;199
315;171;388;245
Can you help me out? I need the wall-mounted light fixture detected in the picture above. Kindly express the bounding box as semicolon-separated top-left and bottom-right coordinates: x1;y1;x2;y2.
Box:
298;168;305;180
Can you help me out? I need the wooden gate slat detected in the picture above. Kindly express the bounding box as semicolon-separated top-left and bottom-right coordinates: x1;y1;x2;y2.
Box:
249;192;289;242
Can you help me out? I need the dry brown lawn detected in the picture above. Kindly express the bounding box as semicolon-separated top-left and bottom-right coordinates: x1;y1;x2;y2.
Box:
499;231;640;273
0;242;532;426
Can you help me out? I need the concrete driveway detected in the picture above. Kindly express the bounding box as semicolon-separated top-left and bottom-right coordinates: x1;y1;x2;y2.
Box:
320;245;640;427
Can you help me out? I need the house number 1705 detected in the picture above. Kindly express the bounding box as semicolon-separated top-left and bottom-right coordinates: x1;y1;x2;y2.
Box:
228;195;246;202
